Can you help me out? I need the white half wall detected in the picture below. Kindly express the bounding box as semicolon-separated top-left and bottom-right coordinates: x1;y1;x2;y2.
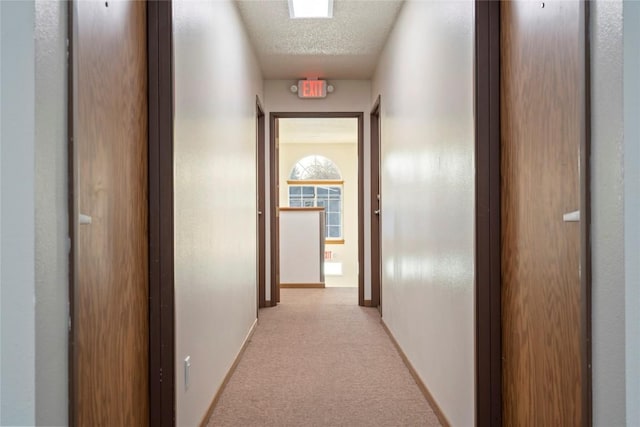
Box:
1;1;36;424
371;2;475;426
624;2;640;425
591;2;627;425
172;1;263;425
280;210;323;284
263;80;372;301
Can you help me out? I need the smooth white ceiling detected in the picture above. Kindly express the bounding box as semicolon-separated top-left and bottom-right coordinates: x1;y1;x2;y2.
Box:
235;0;404;79
279;118;358;144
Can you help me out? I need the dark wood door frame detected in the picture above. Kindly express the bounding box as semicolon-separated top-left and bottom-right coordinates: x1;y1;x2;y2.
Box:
474;2;502;425
370;97;381;309
580;6;594;424
147;1;175;425
268;112;365;306
474;1;591;426
66;3;75;422
270;115;281;306
257;97;267;309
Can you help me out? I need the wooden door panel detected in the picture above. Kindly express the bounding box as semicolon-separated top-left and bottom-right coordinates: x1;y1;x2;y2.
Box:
501;1;584;425
73;1;148;425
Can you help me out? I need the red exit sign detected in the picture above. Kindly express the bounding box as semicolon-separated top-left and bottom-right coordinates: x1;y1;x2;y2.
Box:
298;80;327;98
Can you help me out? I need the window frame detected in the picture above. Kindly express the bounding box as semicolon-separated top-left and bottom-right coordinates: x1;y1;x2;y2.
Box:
287;179;345;243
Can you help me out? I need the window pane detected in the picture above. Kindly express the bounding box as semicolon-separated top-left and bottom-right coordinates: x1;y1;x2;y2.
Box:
328;186;341;196
289;183;341;238
328;213;340;226
289;186;301;196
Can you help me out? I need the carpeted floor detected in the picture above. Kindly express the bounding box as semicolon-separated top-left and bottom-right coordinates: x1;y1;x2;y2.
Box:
206;288;441;427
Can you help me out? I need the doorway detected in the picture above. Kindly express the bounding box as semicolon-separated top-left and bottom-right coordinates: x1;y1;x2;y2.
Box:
269;113;365;305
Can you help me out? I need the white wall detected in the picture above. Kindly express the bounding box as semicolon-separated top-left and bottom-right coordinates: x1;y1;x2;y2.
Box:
279;143;358;287
34;0;68;424
263;80;371;300
0;2;68;424
172;1;263;425
624;2;640;425
0;1;36;424
371;2;475;426
591;2;627;425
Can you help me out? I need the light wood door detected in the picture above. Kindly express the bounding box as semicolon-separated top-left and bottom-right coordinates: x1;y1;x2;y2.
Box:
72;1;148;425
501;1;585;425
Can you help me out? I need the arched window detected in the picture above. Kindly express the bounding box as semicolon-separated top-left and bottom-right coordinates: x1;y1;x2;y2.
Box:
289;155;342;180
288;155;343;241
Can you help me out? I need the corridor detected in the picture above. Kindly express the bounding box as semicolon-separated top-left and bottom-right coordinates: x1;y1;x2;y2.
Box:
207;288;441;426
1;0;638;426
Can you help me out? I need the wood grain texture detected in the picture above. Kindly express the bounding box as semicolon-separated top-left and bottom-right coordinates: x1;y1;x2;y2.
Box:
286;180;344;185
324;239;345;245
279;283;326;288
279;207;325;212
73;1;148;425
501;1;584;425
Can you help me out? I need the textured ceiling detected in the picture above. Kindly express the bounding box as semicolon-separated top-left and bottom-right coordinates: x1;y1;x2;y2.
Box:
235;0;404;79
279;118;358;144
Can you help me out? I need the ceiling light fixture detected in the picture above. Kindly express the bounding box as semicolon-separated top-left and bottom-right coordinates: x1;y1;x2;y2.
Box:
288;0;333;19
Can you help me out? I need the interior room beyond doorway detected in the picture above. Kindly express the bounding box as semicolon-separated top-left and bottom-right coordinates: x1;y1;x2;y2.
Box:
278;117;359;288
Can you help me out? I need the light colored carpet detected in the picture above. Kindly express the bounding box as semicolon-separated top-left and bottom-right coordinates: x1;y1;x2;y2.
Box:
206;288;441;427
